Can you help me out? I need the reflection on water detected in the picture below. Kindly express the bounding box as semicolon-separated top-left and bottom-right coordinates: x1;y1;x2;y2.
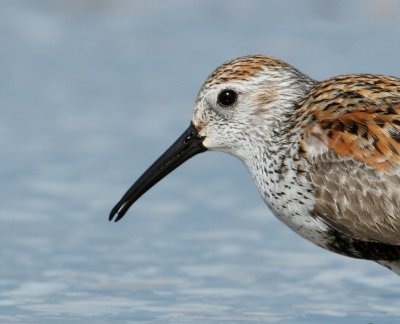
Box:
1;0;400;322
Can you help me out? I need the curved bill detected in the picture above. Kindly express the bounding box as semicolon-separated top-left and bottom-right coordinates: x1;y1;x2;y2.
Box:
109;122;207;222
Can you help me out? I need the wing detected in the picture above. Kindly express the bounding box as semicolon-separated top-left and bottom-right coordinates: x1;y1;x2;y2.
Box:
299;74;400;245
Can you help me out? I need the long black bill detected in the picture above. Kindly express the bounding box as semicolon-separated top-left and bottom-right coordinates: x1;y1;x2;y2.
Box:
109;122;207;222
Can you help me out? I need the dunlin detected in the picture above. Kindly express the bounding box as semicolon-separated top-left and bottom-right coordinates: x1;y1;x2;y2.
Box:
110;55;400;274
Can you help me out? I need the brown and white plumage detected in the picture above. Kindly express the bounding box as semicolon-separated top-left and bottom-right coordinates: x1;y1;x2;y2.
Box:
110;55;400;275
299;75;400;246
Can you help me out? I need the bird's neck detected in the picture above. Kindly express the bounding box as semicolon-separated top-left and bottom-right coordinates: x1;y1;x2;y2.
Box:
232;72;317;208
237;80;316;218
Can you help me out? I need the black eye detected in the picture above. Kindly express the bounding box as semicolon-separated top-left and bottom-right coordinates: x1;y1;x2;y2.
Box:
217;89;238;107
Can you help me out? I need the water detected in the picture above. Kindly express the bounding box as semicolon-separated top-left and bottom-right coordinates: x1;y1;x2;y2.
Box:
1;0;400;322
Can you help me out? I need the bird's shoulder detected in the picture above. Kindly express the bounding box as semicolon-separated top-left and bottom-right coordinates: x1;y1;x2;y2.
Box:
297;73;400;172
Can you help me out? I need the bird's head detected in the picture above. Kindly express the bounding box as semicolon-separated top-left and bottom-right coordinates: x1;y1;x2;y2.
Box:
110;55;314;221
192;55;314;158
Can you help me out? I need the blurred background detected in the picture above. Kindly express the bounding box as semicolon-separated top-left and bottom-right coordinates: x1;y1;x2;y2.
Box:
1;0;400;322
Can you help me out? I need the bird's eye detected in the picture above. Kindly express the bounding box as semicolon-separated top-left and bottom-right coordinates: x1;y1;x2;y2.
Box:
217;89;238;107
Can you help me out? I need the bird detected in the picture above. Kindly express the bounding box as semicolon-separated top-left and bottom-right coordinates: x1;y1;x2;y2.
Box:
110;55;400;275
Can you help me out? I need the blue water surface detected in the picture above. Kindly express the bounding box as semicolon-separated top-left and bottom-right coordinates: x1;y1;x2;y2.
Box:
1;1;400;323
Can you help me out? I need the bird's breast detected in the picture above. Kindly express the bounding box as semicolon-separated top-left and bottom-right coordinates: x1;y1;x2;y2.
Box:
246;154;332;248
